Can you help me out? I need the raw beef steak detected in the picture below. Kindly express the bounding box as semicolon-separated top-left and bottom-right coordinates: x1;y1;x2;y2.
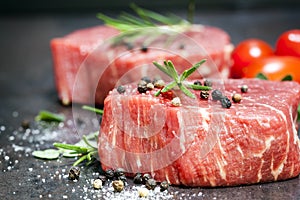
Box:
50;25;233;105
98;78;300;187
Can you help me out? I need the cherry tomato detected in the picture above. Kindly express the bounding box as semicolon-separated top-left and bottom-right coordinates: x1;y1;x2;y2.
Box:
230;39;274;78
275;29;300;57
243;56;300;83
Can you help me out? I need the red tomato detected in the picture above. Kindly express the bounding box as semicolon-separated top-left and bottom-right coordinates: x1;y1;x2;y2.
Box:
230;39;274;78
275;29;300;57
243;56;300;83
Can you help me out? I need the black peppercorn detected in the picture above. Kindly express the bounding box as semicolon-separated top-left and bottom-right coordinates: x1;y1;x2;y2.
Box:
142;173;151;184
137;80;148;93
179;43;185;49
105;169;115;179
145;178;157;190
133;173;143;184
114;168;125;177
118;175;127;183
140;45;148;52
141;76;152;84
220;97;232;108
117;85;126;94
68;166;80;180
241;85;248;93
211;89;223;101
160;181;169;192
194;80;202;85
204;79;213;87
200;91;209;99
98;174;107;185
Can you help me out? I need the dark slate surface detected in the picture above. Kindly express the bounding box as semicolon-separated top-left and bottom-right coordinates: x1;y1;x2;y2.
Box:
1;8;300;200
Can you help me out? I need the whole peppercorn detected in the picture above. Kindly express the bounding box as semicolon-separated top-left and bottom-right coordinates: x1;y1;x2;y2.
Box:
220;97;232;108
211;89;223;101
93;179;103;189
200;91;209;99
21;119;30;129
204;79;213;87
194;80;202;85
98;175;107;185
137;80;148;93
117;85;126;94
138;188;149;197
145;178;157;190
153;79;165;88
142;173;151;184
68;166;80;180
112;180;124;192
171;97;181;107
179;43;185;49
160;181;169;192
114;168;125;177
241;85;248;93
140;45;148;52
232;93;242;103
118;175;127;183
141;76;152;84
105;169;115;179
133;173;143;184
146;83;154;90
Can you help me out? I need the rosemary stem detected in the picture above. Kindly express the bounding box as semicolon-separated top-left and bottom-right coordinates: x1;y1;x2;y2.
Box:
188;0;195;24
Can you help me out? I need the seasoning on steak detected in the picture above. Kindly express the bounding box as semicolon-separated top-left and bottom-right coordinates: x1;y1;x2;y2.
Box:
50;25;233;105
98;78;300;187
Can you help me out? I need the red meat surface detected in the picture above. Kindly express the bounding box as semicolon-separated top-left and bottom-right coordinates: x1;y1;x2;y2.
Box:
99;78;300;187
50;25;233;105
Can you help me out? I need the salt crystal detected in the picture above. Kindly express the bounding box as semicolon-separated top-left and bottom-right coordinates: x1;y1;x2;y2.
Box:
0;126;6;131
4;156;9;161
9;136;15;141
62;195;68;199
12;111;19;117
39;195;42;198
28;168;33;172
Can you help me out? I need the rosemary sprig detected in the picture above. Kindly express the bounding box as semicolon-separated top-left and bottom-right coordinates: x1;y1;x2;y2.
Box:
153;59;210;98
97;3;190;47
35;110;65;122
97;3;189;32
82;105;104;115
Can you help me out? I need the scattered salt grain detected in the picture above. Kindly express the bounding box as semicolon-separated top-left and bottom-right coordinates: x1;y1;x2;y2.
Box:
62;195;68;199
0;126;6;131
12;111;19;117
9;136;15;141
4;156;9;161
